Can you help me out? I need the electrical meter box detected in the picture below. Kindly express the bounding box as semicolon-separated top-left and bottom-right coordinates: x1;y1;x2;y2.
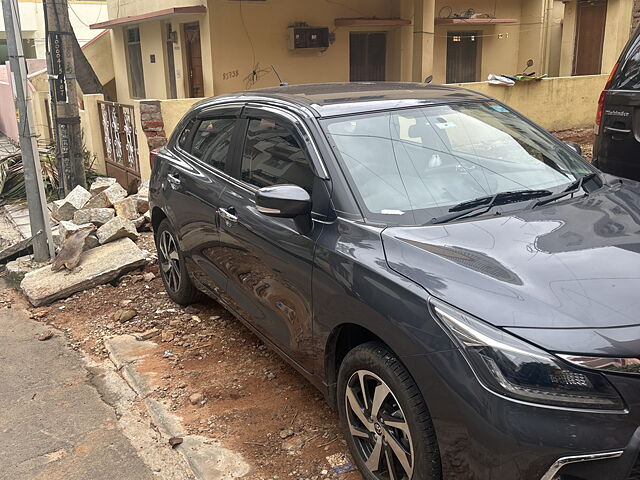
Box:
288;27;330;49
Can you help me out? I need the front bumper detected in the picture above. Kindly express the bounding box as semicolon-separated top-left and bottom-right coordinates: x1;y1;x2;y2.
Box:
402;349;640;480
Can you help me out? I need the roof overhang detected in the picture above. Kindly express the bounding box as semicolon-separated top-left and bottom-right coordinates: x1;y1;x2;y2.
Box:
90;5;207;30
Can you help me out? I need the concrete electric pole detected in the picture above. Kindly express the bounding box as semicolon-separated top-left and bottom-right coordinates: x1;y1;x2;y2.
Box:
43;0;86;195
1;0;55;261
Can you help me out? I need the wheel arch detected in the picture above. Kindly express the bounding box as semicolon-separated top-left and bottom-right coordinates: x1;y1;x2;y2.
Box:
324;322;392;407
151;206;167;233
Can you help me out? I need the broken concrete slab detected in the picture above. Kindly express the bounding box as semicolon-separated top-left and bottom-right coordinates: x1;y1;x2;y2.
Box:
85;183;128;209
96;216;139;244
20;238;147;306
73;207;115;226
58;220;95;241
133;214;149;230
49;199;65;221
0;237;31;263
137;180;149;198
57;185;92;221
113;196;140;220
89;177;117;195
5;255;48;284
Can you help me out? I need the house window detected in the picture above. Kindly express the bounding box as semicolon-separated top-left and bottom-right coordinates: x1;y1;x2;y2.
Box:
125;27;146;98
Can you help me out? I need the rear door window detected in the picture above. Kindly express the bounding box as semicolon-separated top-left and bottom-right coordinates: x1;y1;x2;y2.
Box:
190;118;236;172
612;35;640;90
240;117;314;193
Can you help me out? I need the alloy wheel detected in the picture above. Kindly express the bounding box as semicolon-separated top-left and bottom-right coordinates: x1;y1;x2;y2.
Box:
158;230;181;293
345;370;414;480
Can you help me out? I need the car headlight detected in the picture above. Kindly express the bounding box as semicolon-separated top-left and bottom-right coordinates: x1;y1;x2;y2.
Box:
430;299;625;411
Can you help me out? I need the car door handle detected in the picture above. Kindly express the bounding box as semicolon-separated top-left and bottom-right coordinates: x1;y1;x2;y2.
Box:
604;126;632;134
218;207;238;225
167;173;181;187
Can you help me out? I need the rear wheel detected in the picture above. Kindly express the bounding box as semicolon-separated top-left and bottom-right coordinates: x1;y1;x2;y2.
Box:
155;218;199;305
337;342;441;480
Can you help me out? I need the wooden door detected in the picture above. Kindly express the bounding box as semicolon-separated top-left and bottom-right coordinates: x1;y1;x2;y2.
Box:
350;32;387;81
184;22;204;97
573;1;607;75
446;32;479;83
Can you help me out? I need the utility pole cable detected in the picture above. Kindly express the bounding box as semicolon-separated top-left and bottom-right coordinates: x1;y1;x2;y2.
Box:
2;0;55;261
43;0;86;195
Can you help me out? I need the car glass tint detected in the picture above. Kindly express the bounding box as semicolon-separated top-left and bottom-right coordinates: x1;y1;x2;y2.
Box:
612;35;640;90
190;118;236;171
241;118;314;193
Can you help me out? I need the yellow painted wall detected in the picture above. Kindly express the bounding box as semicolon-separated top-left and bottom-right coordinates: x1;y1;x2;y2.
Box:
456;74;608;130
139;21;168;100
111;28;129;102
160;97;200;137
547;0;564;77
207;0;405;94
602;0;633;73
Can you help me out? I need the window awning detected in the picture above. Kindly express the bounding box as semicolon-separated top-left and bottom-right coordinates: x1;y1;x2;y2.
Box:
90;6;207;30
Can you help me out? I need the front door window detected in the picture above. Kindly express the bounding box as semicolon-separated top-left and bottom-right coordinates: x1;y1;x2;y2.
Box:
241;118;315;193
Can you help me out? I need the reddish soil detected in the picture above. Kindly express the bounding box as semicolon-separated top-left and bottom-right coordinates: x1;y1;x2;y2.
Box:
26;233;363;480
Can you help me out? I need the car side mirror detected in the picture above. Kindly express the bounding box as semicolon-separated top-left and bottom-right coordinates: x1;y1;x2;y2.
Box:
256;185;312;234
565;141;582;156
256;184;311;217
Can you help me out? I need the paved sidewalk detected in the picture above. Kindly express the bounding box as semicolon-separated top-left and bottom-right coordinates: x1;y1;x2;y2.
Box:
0;283;158;480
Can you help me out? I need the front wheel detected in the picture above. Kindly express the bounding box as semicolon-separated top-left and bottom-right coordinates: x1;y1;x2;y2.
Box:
155;218;199;305
337;342;441;480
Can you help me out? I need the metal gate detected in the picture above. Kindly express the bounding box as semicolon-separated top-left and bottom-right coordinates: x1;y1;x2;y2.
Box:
98;100;141;192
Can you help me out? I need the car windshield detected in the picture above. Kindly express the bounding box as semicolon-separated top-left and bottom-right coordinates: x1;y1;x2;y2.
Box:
322;102;594;224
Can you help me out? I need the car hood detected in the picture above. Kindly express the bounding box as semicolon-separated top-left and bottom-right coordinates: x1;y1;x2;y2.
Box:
382;183;640;330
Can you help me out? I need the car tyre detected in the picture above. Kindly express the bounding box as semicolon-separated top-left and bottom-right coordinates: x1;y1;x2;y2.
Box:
155;218;199;305
337;342;441;480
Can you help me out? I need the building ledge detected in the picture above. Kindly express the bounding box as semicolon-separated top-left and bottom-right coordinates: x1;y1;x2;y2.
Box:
335;18;412;27
90;6;207;30
435;18;518;25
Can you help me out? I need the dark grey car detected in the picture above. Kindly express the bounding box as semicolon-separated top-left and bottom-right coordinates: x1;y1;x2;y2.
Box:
149;82;640;480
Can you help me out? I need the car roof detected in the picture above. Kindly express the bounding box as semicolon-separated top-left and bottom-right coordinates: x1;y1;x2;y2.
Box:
199;82;491;117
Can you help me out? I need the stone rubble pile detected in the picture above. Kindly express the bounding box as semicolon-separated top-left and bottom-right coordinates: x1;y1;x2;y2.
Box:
51;178;151;252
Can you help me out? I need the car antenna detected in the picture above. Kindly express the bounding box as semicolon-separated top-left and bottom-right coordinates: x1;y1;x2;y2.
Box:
271;65;288;86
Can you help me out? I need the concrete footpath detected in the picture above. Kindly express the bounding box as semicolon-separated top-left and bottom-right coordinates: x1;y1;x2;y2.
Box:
0;281;193;480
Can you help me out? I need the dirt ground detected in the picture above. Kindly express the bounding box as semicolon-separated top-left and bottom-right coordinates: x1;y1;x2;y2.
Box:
552;127;595;162
27;232;363;480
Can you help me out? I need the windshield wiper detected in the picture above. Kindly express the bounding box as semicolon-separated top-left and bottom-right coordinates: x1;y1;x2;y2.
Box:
428;189;553;225
531;173;599;209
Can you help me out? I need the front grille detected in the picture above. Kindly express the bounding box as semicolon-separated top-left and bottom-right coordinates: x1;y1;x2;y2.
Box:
629;455;640;480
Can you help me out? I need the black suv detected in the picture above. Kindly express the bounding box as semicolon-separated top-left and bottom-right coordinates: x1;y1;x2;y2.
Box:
150;82;640;480
594;25;640;180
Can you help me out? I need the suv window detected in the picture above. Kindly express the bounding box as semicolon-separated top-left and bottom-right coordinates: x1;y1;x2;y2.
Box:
190;118;236;171
241;118;314;192
612;35;640;90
